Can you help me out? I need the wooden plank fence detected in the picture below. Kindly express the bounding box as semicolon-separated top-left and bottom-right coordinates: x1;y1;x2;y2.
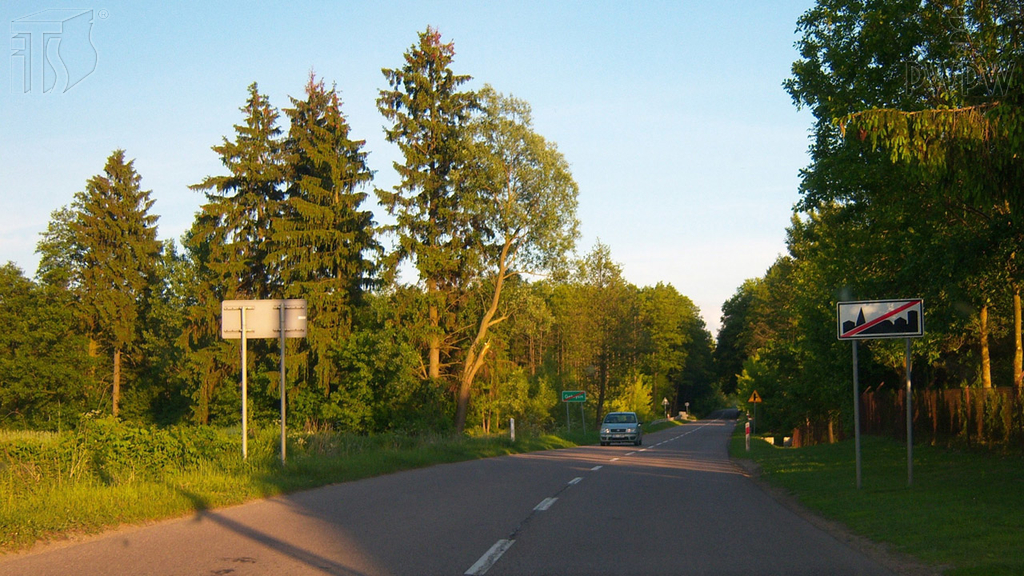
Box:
791;387;1024;449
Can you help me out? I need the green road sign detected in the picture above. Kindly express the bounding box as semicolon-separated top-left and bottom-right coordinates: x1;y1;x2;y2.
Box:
561;390;586;402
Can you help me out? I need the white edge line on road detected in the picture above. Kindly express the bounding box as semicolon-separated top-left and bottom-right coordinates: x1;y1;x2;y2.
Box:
639;449;647;452
610;457;619;461
625;452;635;456
568;477;583;485
534;497;557;511
591;465;603;471
465;539;514;575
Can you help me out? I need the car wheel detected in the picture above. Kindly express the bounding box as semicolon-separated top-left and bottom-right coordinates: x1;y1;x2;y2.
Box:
600;441;608;446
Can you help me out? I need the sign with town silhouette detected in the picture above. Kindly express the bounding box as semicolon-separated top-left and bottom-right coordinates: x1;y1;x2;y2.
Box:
837;299;924;340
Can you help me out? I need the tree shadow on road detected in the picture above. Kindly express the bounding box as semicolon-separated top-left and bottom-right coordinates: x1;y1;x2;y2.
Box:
172;485;374;576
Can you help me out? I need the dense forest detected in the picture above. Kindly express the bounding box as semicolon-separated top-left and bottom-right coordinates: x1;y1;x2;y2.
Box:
721;0;1024;443
0;28;719;435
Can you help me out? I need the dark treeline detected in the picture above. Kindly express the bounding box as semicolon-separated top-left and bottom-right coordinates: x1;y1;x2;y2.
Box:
719;0;1024;443
1;28;718;434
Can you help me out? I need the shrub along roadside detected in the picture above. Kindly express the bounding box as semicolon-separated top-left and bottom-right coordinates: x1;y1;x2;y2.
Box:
0;417;603;553
730;421;1024;576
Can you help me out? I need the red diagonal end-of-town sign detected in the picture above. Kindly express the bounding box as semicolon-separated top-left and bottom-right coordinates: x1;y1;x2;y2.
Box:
841;300;919;339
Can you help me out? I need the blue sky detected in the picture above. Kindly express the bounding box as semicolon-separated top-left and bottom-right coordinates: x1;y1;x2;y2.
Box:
1;1;814;334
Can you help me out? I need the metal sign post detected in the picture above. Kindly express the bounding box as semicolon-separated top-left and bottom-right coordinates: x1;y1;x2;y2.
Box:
905;338;913;486
279;303;286;464
222;299;307;463
562;391;586;433
747;390;762;436
838;299;923;489
240;306;250;459
852;340;862;489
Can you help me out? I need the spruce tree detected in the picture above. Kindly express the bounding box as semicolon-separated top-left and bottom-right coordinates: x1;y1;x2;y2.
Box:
73;149;162;417
191;82;287;299
377;27;478;383
185;82;286;423
276;73;377;398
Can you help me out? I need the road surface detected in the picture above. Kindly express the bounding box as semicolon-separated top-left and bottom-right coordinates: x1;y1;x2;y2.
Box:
1;411;895;575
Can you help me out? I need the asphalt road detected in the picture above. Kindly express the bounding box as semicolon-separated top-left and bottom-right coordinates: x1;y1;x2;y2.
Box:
1;412;895;575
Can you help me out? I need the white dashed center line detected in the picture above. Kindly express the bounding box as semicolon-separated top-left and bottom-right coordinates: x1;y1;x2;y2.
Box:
465;420;728;575
465;539;514;575
534;497;557;511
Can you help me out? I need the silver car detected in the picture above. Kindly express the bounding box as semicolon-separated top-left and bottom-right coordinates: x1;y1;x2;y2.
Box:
600;411;643;446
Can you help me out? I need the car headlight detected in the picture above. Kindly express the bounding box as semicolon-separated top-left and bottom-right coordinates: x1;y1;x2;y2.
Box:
626;427;635;433
602;428;610;433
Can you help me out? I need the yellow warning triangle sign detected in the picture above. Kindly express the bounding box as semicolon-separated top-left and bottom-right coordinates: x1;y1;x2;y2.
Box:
748;390;763;403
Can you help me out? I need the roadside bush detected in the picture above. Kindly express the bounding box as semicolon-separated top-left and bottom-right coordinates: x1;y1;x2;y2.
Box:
0;415;237;488
74;414;237;483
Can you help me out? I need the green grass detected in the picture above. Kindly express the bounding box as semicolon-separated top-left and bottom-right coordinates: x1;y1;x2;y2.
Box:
0;425;602;554
645;418;687;434
730;422;1024;575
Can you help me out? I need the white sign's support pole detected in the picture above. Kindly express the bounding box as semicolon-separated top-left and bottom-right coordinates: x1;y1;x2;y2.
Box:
566;401;571;433
279;303;287;465
580;403;586;434
510;418;515;442
221;299;306;463
240;307;248;460
905;338;913;486
853;340;862;489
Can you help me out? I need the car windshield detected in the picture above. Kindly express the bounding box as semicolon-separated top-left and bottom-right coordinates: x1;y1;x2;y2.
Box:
603;413;636;424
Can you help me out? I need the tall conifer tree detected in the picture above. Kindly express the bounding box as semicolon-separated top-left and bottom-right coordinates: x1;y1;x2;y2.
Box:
184;82;286;423
73;149;161;417
191;82;287;299
377;27;478;383
276;73;377;397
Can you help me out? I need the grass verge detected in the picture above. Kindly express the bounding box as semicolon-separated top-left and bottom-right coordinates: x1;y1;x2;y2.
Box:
645;418;687;434
730;422;1024;575
1;425;600;554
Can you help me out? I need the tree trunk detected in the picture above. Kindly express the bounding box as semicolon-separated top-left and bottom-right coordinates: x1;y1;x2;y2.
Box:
981;304;992;389
1015;290;1022;390
529;335;535;376
596;347;607;422
112;347;121;417
427;278;440;380
454;241;512;433
652;372;659;416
